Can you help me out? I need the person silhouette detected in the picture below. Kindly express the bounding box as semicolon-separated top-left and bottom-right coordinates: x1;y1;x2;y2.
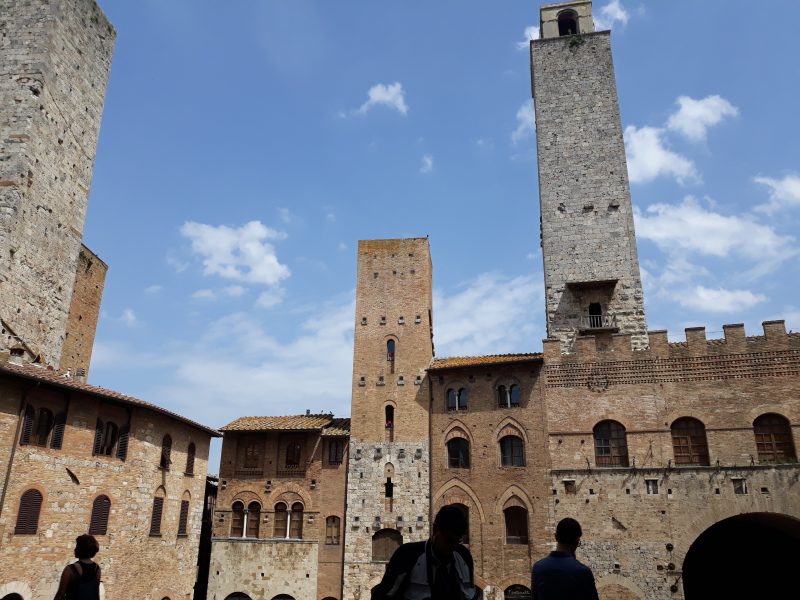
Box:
53;534;102;600
531;518;599;600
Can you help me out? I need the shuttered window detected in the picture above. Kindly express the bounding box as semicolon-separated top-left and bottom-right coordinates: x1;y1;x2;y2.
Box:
116;423;130;461
185;443;195;475
178;500;190;537
231;501;245;537
160;435;172;470
246;502;260;538
273;503;288;538
289;502;304;539
50;412;66;449
34;408;54;447
88;495;111;535
150;496;164;536
754;414;797;463
92;419;105;456
15;489;43;535
19;405;36;445
325;516;340;545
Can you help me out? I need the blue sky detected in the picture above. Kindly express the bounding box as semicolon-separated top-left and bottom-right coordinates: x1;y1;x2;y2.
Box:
87;1;800;469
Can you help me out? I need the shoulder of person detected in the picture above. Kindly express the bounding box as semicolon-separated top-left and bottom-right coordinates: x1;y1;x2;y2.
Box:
394;541;426;563
454;544;474;566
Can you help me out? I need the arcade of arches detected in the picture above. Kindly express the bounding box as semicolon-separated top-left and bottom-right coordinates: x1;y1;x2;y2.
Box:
682;512;800;599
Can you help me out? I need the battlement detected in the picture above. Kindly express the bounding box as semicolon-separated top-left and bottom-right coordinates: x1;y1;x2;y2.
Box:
543;320;800;363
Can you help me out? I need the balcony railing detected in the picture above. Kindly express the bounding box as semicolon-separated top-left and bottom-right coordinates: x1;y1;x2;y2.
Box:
579;314;617;330
276;465;307;478
234;468;263;479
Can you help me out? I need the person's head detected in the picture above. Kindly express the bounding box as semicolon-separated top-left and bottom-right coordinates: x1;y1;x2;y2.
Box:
555;517;583;553
431;505;469;558
74;534;99;559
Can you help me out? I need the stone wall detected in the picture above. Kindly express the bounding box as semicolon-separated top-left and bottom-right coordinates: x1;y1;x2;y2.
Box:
60;244;107;378
0;0;114;367
0;371;212;600
531;30;647;353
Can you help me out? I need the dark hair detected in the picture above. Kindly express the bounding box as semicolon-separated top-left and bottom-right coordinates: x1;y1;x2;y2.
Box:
74;534;99;559
555;517;583;545
433;505;468;536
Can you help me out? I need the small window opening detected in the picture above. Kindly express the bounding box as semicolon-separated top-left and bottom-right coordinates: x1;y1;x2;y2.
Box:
385;406;395;442
588;303;603;328
645;479;659;495
558;10;579;36
563;480;576;494
732;479;748;495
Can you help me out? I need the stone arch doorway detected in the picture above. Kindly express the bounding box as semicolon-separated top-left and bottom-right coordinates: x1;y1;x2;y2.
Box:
682;512;800;598
224;594;253;600
504;584;531;599
1;595;24;600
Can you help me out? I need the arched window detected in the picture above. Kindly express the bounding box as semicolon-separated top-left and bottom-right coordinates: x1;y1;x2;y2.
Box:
289;502;304;539
160;434;172;470
88;495;111;535
500;435;525;467
116;423;130;461
593;420;629;467
754;414;796;463
246;501;260;538
504;503;528;545
14;489;43;534
558;9;579;36
34;407;54;447
178;492;190;537
285;442;301;467
387;339;396;362
185;442;196;476
326;516;341;545
149;487;165;536
671;418;710;466
372;528;403;562
497;384;522;408
447;438;470;469
273;502;288;538
92;419;105;456
450;503;469;544
446;387;468;412
100;421;119;456
231;501;245;537
385;405;394;430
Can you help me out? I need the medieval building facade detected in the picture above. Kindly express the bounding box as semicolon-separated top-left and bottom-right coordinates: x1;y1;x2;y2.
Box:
209;2;799;600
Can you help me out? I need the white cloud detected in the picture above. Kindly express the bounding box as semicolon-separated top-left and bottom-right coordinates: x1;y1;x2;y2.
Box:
666;95;738;142
754;174;800;214
420;154;434;174
634;196;796;277
624;125;698;184
325;212;336;223
594;0;630;30
277;207;293;224
434;273;544;357
677;286;767;314
180;220;290;287
166;253;188;273
516;25;539;49
144;284;162;295
120;308;138;326
511;101;536;145
222;285;246;297
256;289;284;308
347;82;408;117
192;289;216;300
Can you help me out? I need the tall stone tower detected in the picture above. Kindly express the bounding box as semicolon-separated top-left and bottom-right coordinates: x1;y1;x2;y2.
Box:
0;0;114;370
532;0;647;353
343;238;434;599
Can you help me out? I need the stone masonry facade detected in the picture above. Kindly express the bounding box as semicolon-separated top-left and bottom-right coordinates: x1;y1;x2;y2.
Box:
0;0;113;368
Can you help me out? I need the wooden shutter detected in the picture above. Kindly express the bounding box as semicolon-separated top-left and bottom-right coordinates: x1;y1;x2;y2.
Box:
116;423;130;461
92;419;104;455
15;489;43;534
185;443;195;475
20;405;35;445
89;495;111;535
246;503;260;538
50;412;66;449
231;502;245;537
273;504;287;538
178;500;190;536
160;435;172;470
149;496;164;535
289;503;303;539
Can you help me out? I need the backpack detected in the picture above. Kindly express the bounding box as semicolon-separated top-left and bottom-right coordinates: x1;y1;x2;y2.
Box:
66;562;100;600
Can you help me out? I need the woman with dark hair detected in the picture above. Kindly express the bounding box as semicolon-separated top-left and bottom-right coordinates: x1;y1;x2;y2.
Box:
53;534;102;599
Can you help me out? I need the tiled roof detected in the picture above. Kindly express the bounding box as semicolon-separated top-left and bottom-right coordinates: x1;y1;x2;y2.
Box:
0;362;220;436
429;353;543;370
322;418;351;437
221;414;336;432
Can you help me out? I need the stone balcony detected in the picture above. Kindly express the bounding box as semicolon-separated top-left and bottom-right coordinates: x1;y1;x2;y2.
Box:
579;314;618;332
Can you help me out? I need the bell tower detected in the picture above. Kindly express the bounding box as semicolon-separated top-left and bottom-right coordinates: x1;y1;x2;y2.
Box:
532;0;648;353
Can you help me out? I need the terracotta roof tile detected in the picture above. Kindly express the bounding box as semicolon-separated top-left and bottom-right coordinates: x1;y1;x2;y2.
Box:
221;414;335;432
0;362;220;436
322;418;351;437
429;353;543;370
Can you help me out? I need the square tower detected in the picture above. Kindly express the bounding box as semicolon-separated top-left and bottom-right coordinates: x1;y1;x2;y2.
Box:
343;238;434;599
532;0;648;353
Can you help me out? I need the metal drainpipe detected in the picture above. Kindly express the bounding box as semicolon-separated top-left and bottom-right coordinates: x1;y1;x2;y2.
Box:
0;382;37;519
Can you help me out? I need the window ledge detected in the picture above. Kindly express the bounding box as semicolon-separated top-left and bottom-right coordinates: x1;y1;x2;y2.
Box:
177;534;189;538
149;533;162;538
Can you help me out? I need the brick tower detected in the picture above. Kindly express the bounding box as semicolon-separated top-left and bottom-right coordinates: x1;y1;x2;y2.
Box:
343;238;434;599
532;0;647;353
0;0;114;370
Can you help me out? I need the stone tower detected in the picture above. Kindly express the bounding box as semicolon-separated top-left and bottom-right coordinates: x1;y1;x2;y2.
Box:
343;238;434;599
532;0;647;353
0;0;114;370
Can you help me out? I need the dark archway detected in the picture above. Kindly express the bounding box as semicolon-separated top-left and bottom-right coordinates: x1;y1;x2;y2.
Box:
683;512;800;598
505;584;531;599
224;594;253;600
1;594;24;600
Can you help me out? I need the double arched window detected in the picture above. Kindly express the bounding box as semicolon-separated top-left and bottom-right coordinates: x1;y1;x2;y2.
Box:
754;414;796;463
671;418;710;466
273;502;304;539
231;501;261;538
500;435;525;467
497;384;521;409
447;438;470;469
593;420;629;467
446;388;469;412
20;406;65;449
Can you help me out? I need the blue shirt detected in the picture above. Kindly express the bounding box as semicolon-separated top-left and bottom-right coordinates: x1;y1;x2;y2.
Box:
531;551;600;600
